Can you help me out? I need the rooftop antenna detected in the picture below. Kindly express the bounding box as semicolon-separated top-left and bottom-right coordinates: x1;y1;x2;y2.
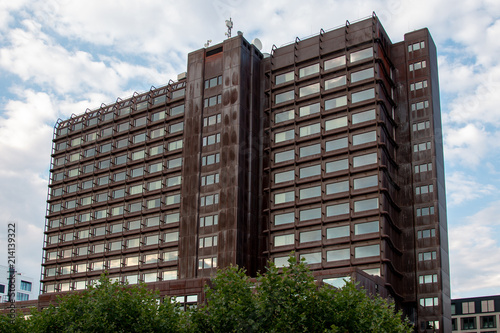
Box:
225;17;233;38
204;39;212;48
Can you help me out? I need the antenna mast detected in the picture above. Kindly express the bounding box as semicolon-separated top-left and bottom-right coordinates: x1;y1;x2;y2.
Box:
225;18;233;38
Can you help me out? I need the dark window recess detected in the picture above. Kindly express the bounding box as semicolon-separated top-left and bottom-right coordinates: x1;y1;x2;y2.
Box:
206;46;223;57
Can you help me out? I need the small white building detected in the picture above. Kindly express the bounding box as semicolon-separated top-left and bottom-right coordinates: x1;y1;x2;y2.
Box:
0;265;36;302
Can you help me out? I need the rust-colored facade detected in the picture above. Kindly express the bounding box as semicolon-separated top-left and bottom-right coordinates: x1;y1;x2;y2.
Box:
36;15;449;331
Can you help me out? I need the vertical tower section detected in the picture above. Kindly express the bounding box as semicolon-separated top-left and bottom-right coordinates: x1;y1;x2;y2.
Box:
180;36;263;279
393;29;451;332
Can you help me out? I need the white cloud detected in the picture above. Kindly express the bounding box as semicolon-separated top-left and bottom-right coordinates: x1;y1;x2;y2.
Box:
450;201;500;297
446;171;496;206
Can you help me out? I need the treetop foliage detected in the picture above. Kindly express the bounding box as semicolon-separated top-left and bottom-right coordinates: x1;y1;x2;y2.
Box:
0;256;412;333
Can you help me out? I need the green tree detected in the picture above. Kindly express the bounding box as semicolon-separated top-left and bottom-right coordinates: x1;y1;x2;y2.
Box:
193;256;413;333
24;275;181;333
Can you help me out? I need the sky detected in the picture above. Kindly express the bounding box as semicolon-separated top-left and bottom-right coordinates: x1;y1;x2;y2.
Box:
0;0;499;299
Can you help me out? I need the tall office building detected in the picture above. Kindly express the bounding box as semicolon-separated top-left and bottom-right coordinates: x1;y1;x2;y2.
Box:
40;15;450;331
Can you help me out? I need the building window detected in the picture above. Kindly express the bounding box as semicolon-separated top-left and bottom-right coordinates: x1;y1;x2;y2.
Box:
274;191;294;204
168;139;183;151
325;95;347;110
201;173;219;186
352;109;376;124
417;228;435;239
416;206;435;216
323;276;350;288
351;68;374;83
481;315;496;329
198;257;217;269
325;116;348;131
274;234;294;246
412;121;430;132
410;80;428;92
204;75;222;89
200;214;218;227
352;131;377;146
299;123;320;137
326;202;349;217
353;198;378;212
16;293;29;301
299;208;320;222
414;142;432;153
408;41;425;52
326;180;349;195
300;252;322;264
275;170;295;183
300;230;321;243
166;175;182;187
411;100;429;111
299;63;319;78
418;251;437;261
166;194;180;206
199;235;218;248
324;55;346;71
353;175;378;190
355;244;380;258
451;318;457;330
325;137;348;152
327;248;350;261
482;299;495;312
202;133;221;146
275;109;294;123
299;83;320;97
409;60;426;71
419;274;438;284
275;129;294;143
325;75;346;90
202;153;220;166
299;144;321;158
326;225;349;239
163;250;178;262
170;104;185;116
461;317;476;330
275;90;294;104
275;211;295;225
164;231;179;243
325;159;349;173
167;157;182;169
299;103;320;117
165;212;180;224
299;165;321;179
200;193;219;206
275;71;294;85
414;163;432;173
20;281;32;292
351;88;375;104
463;301;476;314
350;47;373;63
353;152;377;168
275;149;294;163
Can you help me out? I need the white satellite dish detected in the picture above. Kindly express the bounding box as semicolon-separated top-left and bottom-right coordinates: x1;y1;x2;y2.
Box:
252;38;262;51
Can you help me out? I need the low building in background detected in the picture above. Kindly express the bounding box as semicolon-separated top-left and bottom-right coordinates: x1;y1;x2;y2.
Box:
451;295;500;332
0;265;36;303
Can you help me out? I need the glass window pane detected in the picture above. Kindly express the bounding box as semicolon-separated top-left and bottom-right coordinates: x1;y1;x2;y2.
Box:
351;68;374;83
275;71;294;85
354;198;379;212
354;221;379;235
275;90;294;104
324;56;346;71
350;47;373;63
299;103;320;117
299;186;321;200
300;230;321;243
299;208;321;221
327;248;350;261
299;63;319;78
275;129;294;143
275;170;294;183
325;116;347;131
325;95;347;110
275;150;294;163
299;165;321;178
352;131;376;145
325;137;348;152
326;180;349;194
326;225;349;239
353;153;377;167
355;244;380;258
274;212;295;226
326;159;348;173
352;109;376;124
326;203;349;216
299;123;320;137
352;88;375;104
299;144;321;158
325;75;346;90
299;83;320;97
274;234;294;246
275;109;294;123
300;252;322;264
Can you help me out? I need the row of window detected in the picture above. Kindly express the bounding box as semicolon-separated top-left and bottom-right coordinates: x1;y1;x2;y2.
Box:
53;139;183;173
273;221;378;245
452;316;497;330
274;47;374;85
56;103;185;139
275;86;375;106
275;166;377;187
456;300;496;314
50;193;181;216
274;105;375;125
408;41;425;52
43;268;178;292
410;80;428;92
409;60;426;72
46;229;179;248
273;244;380;264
